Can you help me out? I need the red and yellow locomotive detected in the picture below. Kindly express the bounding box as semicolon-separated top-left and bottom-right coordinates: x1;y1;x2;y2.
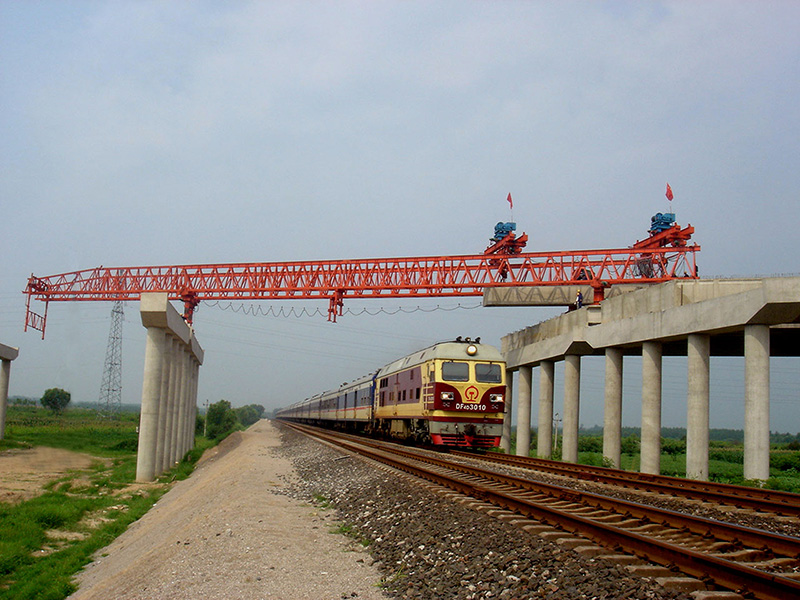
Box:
275;338;506;448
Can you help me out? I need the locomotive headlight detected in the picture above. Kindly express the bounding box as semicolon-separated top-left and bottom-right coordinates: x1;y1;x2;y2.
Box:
466;344;478;356
490;394;504;403
440;391;455;401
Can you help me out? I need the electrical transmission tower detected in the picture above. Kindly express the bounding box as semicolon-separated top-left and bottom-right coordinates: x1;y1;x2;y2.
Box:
98;301;124;417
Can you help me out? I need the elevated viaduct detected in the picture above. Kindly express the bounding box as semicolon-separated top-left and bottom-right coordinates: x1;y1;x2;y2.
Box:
489;277;800;481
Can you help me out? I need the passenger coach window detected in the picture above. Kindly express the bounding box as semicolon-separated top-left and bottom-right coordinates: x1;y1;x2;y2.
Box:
441;361;469;382
476;363;502;383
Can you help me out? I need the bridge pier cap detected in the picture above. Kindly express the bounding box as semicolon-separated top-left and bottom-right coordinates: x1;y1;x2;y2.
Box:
499;277;800;366
0;343;19;362
139;293;204;365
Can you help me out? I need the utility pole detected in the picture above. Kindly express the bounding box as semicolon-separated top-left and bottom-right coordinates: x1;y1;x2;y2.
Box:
202;399;209;437
98;301;124;417
553;412;561;457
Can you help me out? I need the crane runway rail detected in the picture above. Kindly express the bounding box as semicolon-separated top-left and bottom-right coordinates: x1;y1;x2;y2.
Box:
283;422;800;600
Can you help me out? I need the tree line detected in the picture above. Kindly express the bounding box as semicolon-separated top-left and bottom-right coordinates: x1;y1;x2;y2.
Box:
203;400;266;440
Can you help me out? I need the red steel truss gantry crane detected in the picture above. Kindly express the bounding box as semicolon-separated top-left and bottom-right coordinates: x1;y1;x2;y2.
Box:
23;217;698;338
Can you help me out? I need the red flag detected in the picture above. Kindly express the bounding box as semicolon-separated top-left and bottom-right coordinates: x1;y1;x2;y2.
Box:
665;183;673;201
507;192;513;208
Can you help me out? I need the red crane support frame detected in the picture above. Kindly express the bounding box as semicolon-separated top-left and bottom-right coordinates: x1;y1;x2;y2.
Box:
23;226;699;338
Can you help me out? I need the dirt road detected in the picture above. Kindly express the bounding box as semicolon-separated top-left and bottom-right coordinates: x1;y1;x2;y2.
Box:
68;420;389;600
0;446;99;504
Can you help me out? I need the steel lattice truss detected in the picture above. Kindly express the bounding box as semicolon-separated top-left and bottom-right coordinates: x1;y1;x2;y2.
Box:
24;231;699;337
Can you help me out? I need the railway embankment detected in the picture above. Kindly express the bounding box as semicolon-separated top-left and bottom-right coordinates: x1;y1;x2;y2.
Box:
69;419;696;599
68;420;388;600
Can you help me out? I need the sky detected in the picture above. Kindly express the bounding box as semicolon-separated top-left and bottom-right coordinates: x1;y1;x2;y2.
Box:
1;1;799;432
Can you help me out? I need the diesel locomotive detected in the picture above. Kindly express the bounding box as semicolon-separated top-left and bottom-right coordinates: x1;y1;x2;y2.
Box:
275;338;507;448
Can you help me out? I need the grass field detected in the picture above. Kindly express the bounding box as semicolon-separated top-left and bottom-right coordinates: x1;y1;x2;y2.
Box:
0;407;214;600
505;432;800;493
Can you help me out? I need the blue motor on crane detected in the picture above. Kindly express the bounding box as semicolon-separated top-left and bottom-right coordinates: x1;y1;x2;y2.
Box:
649;212;676;234
492;221;516;242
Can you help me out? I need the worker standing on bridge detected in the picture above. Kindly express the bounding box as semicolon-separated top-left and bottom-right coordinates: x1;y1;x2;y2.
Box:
576;290;583;309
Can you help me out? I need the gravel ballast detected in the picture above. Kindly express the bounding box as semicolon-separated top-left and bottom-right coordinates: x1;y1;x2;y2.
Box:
69;420;701;599
278;425;694;600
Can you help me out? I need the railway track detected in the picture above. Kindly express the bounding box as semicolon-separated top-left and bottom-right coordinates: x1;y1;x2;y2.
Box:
450;449;800;518
285;423;800;600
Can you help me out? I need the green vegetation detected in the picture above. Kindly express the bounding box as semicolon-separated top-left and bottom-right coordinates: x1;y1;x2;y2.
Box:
39;389;71;415
0;406;215;600
331;522;371;548
312;493;333;509
203;400;266;440
205;400;238;440
501;427;800;492
235;403;266;427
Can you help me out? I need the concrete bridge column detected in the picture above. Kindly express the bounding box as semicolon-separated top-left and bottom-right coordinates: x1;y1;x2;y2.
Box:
500;368;514;453
744;324;770;481
516;365;532;457
136;326;166;482
154;341;172;477
137;293;204;482
182;352;194;455
180;349;192;461
640;341;663;475
537;360;555;458
687;334;710;480
175;348;189;461
562;355;581;463
182;359;193;453
0;344;20;441
189;358;200;449
162;338;179;471
182;356;196;454
603;347;623;468
186;360;197;451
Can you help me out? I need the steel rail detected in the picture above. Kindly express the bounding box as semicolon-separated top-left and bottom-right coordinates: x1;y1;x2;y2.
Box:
347;437;800;558
451;450;800;517
287;423;800;600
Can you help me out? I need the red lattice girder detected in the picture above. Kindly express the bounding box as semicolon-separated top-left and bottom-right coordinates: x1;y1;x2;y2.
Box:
24;242;698;336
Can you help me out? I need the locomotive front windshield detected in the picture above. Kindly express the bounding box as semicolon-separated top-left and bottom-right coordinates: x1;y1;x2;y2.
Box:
475;363;502;383
441;361;470;382
441;361;503;383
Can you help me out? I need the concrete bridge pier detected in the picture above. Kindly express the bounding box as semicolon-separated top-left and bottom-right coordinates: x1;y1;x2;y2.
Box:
136;293;204;483
0;343;20;441
537;360;555;458
640;341;663;475
174;351;188;462
162;339;179;472
500;368;513;453
561;355;581;463
515;365;532;457
744;324;770;481
154;340;172;474
686;334;710;480
603;347;623;468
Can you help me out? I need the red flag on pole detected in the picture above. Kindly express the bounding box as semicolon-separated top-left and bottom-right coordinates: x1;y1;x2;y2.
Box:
665;183;673;201
507;193;513;208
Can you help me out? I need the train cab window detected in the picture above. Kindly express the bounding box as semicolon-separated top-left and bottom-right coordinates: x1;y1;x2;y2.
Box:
475;363;502;383
441;361;469;382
